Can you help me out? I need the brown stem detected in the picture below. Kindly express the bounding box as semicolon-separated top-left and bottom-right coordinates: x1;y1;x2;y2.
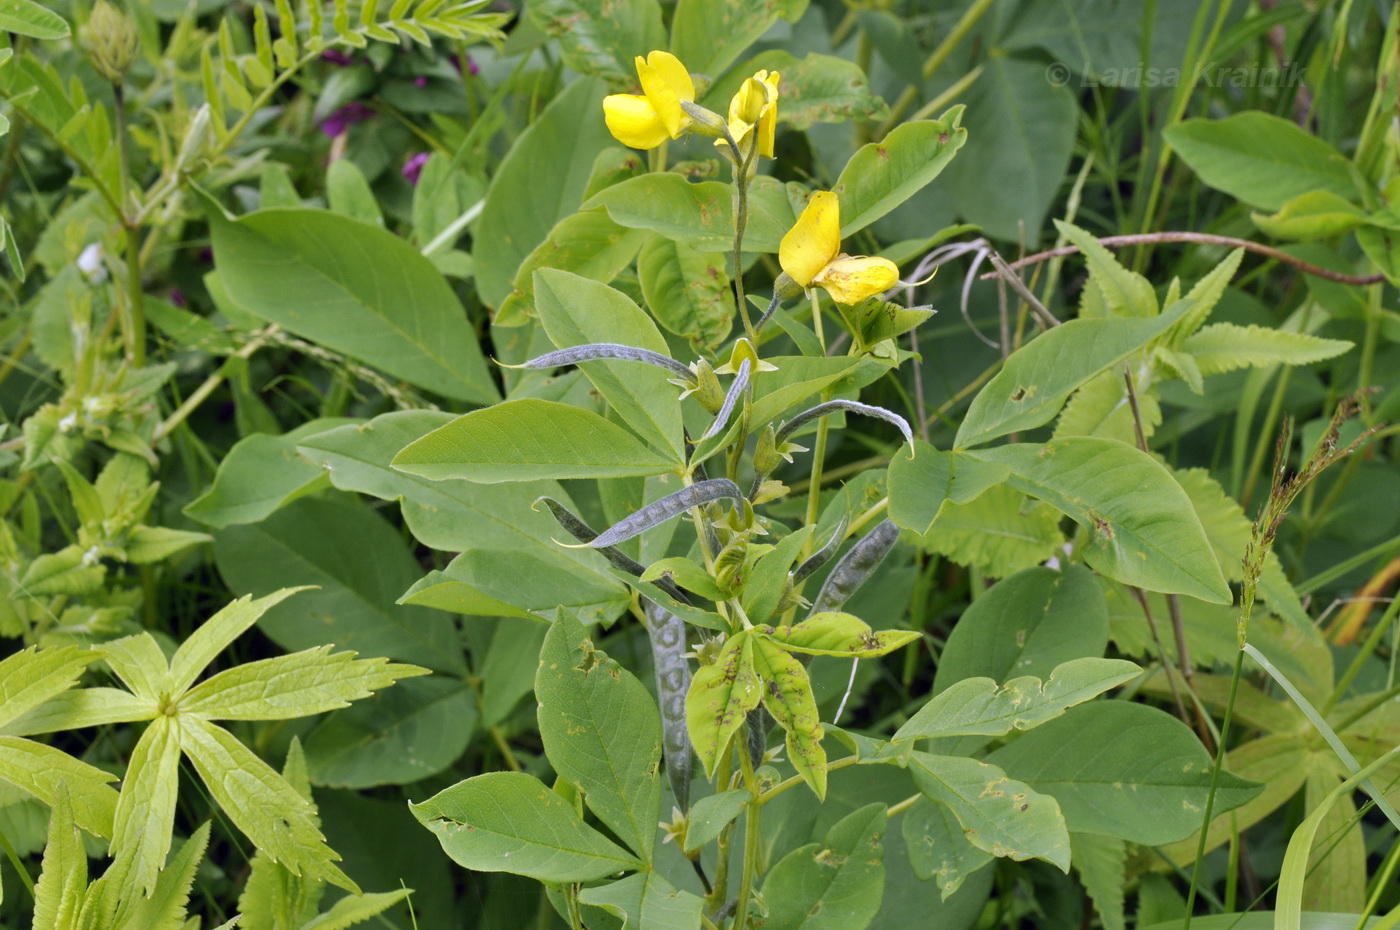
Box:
987;232;1386;286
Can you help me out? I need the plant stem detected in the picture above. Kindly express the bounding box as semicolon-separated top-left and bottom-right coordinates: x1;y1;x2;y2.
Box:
1183;647;1244;930
732;148;759;344
875;0;997;138
0;824;34;899
732;740;764;930
152;327;279;443
113;83;146;366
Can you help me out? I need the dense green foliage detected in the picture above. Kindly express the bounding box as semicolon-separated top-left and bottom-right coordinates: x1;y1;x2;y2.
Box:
0;0;1398;927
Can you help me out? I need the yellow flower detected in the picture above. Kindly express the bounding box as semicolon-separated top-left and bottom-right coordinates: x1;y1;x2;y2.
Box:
718;70;780;161
779;191;899;305
603;51;696;150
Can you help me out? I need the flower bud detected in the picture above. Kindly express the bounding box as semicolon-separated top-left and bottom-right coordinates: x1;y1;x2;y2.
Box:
678;100;729;140
773;272;805;302
753;425;782;477
175;104;212;174
692;358;726;415
82;0;140;84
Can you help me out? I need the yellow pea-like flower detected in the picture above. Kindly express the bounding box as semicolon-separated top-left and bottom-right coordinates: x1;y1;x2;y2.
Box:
718;69;780;161
602;51;696;150
779;191;899;305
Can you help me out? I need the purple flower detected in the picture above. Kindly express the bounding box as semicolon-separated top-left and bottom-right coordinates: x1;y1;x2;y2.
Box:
402;152;430;185
320;101;374;137
320;49;354;67
414;75;428;88
450;53;479;76
169;287;187;308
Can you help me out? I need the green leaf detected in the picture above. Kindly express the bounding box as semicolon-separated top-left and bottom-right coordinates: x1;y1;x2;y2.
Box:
686;631;761;779
577;871;706;929
759;803;886;930
123;821;211;930
0;646;96;730
1164;112;1360;212
1054;221;1158;317
536;609;663;862
304;677;475;789
0;737;119;838
2;687;154;737
894;657;1140;742
971;438;1231;603
956;306;1186;448
765;612;920;659
585;174;796;253
908;752;1070;869
410;771;642;882
180;716;355;892
637;236;731;354
701;50;888;129
163;589;306;695
901;797;992;900
0;0;70;39
935;565;1109;690
212;500;465;673
403;548;628;623
836;112;968;237
535;270;685;459
1251;190;1370;241
302;890;415;930
180;647;426;720
124;526;213;565
887;442;1010;536
33;783;85;930
475;78;614;308
1053;367;1161;444
985;702;1262;845
752;635;826;799
392;399;680;482
99;633;174;702
670;0;808;80
326;160;383;227
1072;832;1127;930
206;206;497;405
913;484;1065;578
1182;323;1353;375
110;716;183;896
496;212;648;327
682;789;750;855
740;526;813;623
184;419;355;528
527;0;665;87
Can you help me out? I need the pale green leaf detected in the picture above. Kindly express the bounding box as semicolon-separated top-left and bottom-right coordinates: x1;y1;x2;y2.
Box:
536;609;663;862
1054;221;1157;318
0;0;70;38
700;50;887;130
109;717;183;896
986;702;1262;845
836;113;968;236
759;803;886;930
179;716;356;892
125;526;213;565
32;783;86;930
0;738;118;839
637;235;731;353
99;633;172;702
1182;323;1353;375
1167;249;1245;343
577;871;705;930
914;484;1065;578
585;174;796;253
887;441;1010;536
908;752;1070;870
496;212;647;327
894;658;1140;743
1053;366;1161;445
119;822;211;930
17;546;105;598
300;889;414;930
0;646;95;729
1;687;154;736
410;771;642;883
1252;191;1369;241
167;589;309;697
753;636;827;799
972;438;1231;603
682;789;750;855
180;647;428;720
764;612;920;659
392;399;680;482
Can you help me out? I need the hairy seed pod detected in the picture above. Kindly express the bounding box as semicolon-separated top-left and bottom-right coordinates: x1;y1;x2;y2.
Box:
792;514;851;584
700;357;751;441
776;400;914;448
807;518;901;616
510;343;695;382
535;496;690;603
745;706;768;770
645;599;694;811
588;479;744;549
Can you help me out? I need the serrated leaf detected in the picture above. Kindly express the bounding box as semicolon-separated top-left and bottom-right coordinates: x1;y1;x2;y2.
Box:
410;771;642;882
1054;221;1157;318
109;716;183;896
0;646;95;730
1;687;153;737
33;783;85;930
536;609;663;863
121;821;211;930
759;802;886;930
894;658;1140;743
908;751;1070;869
1072;832;1126;930
686;632;761;779
972;438;1231;603
0;738;119;839
1167;249;1245;344
752;636;826;799
167;589;309;696
1053;367;1161;445
180;716;356;892
180;647;427;720
300;889;414;929
1183;323;1352;375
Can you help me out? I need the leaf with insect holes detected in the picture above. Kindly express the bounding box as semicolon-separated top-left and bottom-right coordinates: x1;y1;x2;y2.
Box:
752;636;827;799
687;632;762;779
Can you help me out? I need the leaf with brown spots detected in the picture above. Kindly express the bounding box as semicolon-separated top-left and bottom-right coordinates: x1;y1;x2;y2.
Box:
752;635;827;799
685;631;762;779
765;612;919;659
759;802;887;930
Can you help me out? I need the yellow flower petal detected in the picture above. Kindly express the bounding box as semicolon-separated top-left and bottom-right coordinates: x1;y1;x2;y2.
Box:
812;255;900;305
780;190;841;287
603;93;670;149
637;50;694;138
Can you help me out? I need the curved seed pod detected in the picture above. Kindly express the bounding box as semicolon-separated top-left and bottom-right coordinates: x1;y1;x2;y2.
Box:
699;357;751;441
588;478;744;549
792;513;851;584
535;496;690;604
775;400;913;448
507;343;695;382
745;706;768;770
645;599;694;811
807;518;901;616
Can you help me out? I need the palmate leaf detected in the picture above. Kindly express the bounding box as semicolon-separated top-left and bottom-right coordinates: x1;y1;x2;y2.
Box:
1;687;155;737
0;738;119;839
33;783;85;930
109;716;183;898
180;647;428;720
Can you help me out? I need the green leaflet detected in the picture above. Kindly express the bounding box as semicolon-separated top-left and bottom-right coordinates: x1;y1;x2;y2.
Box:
759;803;887;930
901;797;992;900
0;0;70;39
763;612;920;658
835;112;968;236
700;50;888;129
971;437;1231;603
686;631;761;779
536;609;663;863
585;174;797;253
410;771;642;883
109;715;182;898
671;0;809;80
893;657;1141;743
887;441;1010;536
33;783;85;930
1182;323;1353;375
496;212;649;327
392;399;681;482
578;871;706;929
752;635;827;799
526;0;665;88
